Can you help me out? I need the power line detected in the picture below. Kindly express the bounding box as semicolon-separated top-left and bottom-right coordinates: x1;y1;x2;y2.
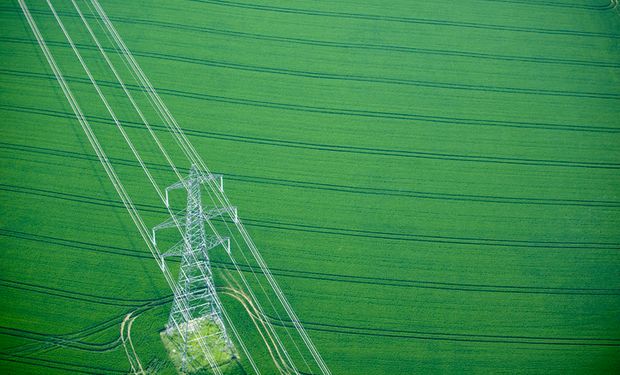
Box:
19;0;332;373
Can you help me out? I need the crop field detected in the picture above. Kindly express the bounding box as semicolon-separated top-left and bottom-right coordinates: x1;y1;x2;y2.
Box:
1;0;620;374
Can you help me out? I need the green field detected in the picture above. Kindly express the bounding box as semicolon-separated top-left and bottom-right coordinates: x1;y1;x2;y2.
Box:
1;0;620;373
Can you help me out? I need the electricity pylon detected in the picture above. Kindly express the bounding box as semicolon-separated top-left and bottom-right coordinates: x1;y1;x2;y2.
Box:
152;165;238;372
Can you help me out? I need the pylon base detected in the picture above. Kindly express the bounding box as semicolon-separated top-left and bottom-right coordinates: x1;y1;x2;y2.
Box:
161;317;237;374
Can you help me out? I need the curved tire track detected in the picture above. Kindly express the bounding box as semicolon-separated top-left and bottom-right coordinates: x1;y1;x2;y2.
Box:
267;316;620;347
2;135;620;208
2;229;619;296
3;6;619;68
190;0;620;39
3;37;620;100
4;69;620;134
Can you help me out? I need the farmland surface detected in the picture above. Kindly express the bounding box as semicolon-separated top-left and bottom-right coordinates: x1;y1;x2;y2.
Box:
1;0;620;374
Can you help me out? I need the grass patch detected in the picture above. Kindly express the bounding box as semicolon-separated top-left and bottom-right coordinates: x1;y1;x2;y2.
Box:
160;317;240;374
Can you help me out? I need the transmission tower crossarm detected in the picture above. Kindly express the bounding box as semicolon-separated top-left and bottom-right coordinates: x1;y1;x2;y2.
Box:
152;214;184;244
164;181;187;207
199;173;224;192
204;236;231;255
161;239;184;258
165;173;223;207
203;206;238;223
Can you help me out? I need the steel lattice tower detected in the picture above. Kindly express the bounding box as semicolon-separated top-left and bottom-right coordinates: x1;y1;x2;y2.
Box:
153;165;237;372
